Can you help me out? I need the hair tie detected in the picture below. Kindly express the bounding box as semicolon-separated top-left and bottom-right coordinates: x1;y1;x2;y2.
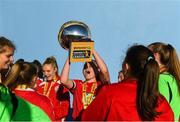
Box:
147;56;154;61
167;44;173;50
146;56;154;65
144;56;154;69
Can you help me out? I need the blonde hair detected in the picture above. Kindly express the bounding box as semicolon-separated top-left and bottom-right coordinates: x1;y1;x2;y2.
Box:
43;56;59;73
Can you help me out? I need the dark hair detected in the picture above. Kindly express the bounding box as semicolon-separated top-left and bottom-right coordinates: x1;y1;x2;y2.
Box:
148;42;180;94
32;60;43;79
124;45;160;121
4;59;37;89
83;60;100;82
0;36;16;53
18;62;37;84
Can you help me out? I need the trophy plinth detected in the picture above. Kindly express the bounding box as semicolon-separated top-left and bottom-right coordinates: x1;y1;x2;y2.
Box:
58;21;94;62
70;40;94;62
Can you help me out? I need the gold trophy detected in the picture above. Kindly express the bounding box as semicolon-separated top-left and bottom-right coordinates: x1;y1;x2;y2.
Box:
58;21;94;62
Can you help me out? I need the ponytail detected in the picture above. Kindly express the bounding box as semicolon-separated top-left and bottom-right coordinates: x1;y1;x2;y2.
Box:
137;58;160;120
125;45;162;120
4;59;24;90
148;42;180;94
167;44;180;94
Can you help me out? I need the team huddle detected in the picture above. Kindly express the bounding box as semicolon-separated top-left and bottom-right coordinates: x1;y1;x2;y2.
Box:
0;29;180;121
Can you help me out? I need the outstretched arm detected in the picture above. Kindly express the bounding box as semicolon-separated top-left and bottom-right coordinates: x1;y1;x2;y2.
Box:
60;58;74;89
93;49;110;84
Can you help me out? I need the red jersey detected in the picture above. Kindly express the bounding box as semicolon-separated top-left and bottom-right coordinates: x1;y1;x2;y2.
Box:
81;78;174;121
71;79;102;120
34;78;43;90
36;75;70;120
13;88;56;120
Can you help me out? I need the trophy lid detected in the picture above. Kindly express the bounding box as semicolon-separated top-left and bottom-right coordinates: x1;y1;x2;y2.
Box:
58;21;91;50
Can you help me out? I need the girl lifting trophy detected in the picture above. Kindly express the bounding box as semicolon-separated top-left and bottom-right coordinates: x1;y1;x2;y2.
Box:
58;21;110;120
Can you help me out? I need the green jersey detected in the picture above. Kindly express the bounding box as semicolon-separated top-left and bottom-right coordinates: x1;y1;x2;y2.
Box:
0;84;13;121
159;73;180;121
0;84;50;121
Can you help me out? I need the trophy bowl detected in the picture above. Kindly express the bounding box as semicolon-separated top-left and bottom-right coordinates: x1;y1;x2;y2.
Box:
58;21;91;50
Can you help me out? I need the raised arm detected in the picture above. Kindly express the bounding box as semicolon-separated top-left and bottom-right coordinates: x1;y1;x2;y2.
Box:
60;58;74;90
93;49;110;84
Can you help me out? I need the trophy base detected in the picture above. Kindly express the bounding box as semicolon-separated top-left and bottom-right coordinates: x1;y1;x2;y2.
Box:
69;41;94;62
